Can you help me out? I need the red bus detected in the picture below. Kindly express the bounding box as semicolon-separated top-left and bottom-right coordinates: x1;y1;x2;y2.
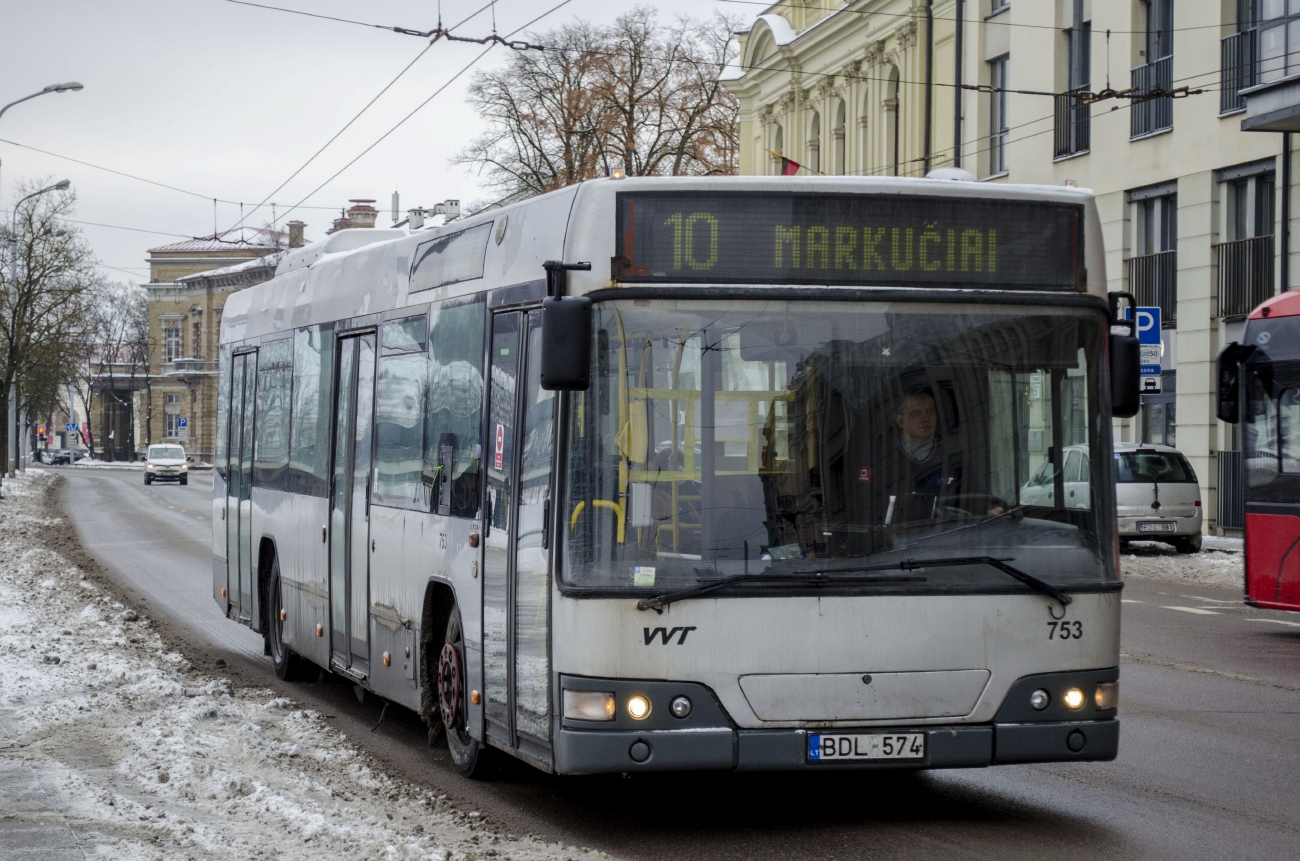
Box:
1218;290;1300;611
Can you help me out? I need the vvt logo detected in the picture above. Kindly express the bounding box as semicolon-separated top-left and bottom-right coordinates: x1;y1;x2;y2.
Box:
643;626;697;645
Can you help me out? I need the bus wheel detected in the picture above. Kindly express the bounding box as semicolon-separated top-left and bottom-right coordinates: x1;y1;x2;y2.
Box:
438;610;485;778
268;558;309;681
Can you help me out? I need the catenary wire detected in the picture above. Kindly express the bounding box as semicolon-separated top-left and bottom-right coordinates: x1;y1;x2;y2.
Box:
275;0;577;223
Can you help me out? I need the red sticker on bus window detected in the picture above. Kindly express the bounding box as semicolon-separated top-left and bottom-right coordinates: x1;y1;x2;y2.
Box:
494;424;505;470
857;467;872;483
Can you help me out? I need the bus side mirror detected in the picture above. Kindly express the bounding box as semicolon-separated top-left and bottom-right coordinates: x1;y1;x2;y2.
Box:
1216;342;1255;423
540;296;592;391
1110;332;1140;418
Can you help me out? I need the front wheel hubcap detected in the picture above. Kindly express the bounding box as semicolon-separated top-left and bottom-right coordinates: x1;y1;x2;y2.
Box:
437;643;463;729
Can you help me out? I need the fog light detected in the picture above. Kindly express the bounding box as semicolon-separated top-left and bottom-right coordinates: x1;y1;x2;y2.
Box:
563;690;615;721
1095;681;1119;710
669;696;692;719
1064;687;1086;710
1029;689;1050;711
626;694;652;720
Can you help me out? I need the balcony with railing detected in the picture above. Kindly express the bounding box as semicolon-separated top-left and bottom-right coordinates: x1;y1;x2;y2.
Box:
1221;30;1257;114
1131;56;1174;138
1216;234;1274;318
1127;250;1176;323
1053;92;1090;159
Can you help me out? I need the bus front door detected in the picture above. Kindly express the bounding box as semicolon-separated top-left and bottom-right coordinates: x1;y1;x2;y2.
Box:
329;332;376;678
225;350;257;622
483;309;556;761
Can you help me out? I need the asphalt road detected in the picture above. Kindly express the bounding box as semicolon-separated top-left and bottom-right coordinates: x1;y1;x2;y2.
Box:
54;466;1300;860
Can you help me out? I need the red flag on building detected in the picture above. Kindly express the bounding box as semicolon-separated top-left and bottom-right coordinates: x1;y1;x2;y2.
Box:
766;149;802;176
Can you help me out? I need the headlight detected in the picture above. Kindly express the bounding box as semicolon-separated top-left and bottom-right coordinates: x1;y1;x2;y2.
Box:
626;694;652;720
562;690;615;721
180;464;189;471
146;462;156;469
1063;687;1086;710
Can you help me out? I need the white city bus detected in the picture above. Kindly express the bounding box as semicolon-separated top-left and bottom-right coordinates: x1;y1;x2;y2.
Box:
214;174;1140;776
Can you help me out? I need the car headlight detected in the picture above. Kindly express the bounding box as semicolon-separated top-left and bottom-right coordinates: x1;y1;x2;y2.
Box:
180;464;188;471
146;462;156;469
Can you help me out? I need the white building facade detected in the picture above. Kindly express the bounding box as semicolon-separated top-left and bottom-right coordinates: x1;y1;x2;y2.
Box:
725;0;1295;534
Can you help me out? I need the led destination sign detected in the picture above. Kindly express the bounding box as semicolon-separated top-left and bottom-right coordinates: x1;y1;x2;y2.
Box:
616;192;1084;290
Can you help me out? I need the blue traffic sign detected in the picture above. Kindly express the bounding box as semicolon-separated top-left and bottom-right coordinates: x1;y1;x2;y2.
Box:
65;422;78;432
177;417;188;428
1134;307;1161;345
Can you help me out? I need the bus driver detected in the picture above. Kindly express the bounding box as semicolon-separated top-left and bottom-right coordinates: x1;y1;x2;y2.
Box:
881;387;1002;523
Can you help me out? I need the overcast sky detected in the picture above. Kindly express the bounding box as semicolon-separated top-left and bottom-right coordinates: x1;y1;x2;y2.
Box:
0;0;750;283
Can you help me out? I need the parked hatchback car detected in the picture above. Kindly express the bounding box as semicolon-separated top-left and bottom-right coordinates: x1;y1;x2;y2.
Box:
145;444;188;485
1114;442;1202;553
1019;442;1203;553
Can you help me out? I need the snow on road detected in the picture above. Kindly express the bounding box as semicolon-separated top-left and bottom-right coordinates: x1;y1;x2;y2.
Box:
0;472;606;861
1120;537;1244;590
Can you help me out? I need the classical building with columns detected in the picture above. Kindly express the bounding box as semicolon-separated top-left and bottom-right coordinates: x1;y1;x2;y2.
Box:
724;1;1300;537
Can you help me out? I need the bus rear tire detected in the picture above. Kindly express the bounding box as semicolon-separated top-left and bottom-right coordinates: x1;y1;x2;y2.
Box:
267;558;309;682
438;610;486;778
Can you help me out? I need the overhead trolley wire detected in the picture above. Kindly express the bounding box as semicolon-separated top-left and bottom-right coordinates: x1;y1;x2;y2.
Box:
273;0;577;225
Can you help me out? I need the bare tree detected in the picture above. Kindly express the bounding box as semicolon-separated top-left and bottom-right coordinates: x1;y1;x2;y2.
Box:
0;180;100;495
455;7;740;200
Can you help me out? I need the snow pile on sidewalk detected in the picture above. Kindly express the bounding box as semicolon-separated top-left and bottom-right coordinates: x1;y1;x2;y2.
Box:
0;471;607;861
1121;540;1243;590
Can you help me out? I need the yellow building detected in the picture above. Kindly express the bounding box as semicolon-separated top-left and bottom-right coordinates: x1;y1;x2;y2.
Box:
724;1;1295;536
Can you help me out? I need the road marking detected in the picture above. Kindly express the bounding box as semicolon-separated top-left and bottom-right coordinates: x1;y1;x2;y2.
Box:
1246;618;1300;628
1161;606;1220;615
1122;599;1144;604
1182;596;1240;605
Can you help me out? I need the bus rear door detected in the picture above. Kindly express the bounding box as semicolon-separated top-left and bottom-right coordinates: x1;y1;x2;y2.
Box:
328;332;377;678
225;349;257;622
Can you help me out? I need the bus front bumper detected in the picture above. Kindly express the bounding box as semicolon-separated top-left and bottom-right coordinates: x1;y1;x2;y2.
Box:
554;718;1119;774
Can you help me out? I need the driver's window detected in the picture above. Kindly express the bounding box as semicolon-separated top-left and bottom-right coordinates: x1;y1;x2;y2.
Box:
1064;451;1082;483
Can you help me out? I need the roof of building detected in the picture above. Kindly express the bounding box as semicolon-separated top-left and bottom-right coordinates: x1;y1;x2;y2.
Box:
177;250;285;283
148;226;287;255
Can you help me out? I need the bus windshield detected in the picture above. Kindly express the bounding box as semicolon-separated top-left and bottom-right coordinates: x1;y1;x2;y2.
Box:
561;298;1115;595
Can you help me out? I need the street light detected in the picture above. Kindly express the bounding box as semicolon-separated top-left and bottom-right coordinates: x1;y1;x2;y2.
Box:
0;82;85;122
6;179;71;477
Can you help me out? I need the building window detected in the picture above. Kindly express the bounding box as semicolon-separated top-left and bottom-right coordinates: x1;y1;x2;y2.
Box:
1132;0;1174;137
163;324;181;363
989;55;1010;173
989;1;1010;14
1259;0;1300;83
1141;372;1177;447
1127;186;1178;324
192;321;202;358
1222;1;1259;113
1217;165;1276;318
165;393;182;439
1055;6;1091;159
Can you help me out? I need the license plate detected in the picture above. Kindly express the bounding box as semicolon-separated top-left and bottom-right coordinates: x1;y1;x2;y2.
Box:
1137;522;1176;533
808;733;925;761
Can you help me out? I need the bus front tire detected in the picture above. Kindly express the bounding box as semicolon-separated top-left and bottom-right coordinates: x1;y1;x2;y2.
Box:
438;610;486;778
267;558;309;682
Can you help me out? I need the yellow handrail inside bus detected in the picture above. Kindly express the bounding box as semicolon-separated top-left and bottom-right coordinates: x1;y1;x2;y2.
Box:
569;500;626;543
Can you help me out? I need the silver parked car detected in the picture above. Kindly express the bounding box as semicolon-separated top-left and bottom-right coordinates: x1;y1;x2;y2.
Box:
1114;442;1202;553
1019;442;1203;553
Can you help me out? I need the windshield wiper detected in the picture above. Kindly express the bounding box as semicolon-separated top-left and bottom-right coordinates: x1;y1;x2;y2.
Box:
636;567;926;612
634;555;1071;612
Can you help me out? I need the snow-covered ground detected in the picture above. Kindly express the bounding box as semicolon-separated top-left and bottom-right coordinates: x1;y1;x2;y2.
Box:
1120;536;1244;590
0;471;606;861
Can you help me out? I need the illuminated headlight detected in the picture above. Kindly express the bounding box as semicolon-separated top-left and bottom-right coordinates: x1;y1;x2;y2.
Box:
1029;689;1050;711
669;696;693;719
562;690;615;721
180;463;189;471
1095;682;1119;710
146;462;156;469
1063;687;1086;710
626;694;652;720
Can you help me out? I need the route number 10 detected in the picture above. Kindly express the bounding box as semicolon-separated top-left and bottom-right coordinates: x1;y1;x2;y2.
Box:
664;212;720;271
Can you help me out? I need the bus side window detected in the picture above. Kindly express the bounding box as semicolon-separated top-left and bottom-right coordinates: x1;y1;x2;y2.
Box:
426;297;487;518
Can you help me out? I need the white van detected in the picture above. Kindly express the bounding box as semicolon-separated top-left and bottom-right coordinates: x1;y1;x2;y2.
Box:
144;444;188;486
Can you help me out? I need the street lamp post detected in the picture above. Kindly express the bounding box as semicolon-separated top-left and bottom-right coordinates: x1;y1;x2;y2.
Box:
6;179;71;478
0;82;82;484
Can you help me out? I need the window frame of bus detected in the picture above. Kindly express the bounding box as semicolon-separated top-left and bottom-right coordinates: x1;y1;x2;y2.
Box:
613;191;1086;291
372;315;431;511
252;338;294;492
